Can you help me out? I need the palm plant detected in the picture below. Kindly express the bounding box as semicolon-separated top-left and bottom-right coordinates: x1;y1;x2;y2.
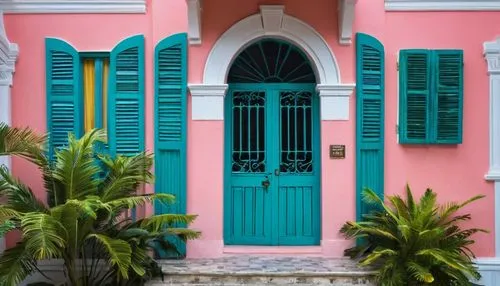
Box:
0;124;200;286
340;185;487;286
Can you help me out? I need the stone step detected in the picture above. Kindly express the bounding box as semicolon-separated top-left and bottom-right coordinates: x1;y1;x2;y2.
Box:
148;255;376;285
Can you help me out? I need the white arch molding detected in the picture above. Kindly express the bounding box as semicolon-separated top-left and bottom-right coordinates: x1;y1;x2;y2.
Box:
188;5;356;120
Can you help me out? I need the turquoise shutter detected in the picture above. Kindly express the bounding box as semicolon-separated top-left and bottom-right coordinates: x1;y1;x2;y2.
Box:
154;33;187;217
46;38;82;160
399;50;431;144
154;33;188;257
433;50;463;144
109;35;145;156
355;33;385;221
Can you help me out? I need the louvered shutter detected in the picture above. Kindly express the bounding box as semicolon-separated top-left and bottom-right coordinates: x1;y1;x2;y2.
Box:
399;50;431;144
154;33;187;218
355;33;385;221
434;50;463;144
46;38;82;160
109;35;145;156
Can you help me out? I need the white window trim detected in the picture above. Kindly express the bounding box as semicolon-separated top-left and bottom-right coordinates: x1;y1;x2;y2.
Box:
385;0;500;11
0;0;146;14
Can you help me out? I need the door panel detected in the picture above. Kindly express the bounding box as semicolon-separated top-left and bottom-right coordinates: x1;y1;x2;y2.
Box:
277;90;319;245
226;90;273;245
225;84;320;246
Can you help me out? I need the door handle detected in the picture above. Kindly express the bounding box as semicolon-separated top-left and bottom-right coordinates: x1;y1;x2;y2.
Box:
261;178;270;189
274;168;280;176
262;173;272;190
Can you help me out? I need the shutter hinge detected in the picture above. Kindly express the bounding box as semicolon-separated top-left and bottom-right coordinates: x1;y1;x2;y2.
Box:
396;61;399;71
396;124;399;134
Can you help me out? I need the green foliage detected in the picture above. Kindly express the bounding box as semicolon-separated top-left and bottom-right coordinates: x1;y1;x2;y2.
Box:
340;185;487;286
0;125;201;286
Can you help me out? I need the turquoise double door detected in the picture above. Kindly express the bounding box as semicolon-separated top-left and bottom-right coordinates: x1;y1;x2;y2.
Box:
224;83;321;246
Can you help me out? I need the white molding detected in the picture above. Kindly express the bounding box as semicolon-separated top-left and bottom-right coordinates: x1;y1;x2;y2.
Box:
385;0;500;11
317;84;356;120
484;37;500;182
0;0;146;14
188;84;228;120
474;257;500;285
338;0;357;45
193;5;355;120
186;0;201;45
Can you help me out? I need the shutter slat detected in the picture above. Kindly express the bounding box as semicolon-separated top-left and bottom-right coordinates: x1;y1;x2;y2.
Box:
46;38;82;160
109;35;145;156
356;33;385;221
435;50;463;143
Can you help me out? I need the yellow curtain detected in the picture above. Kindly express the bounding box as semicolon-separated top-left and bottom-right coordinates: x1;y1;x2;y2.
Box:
102;59;109;132
83;59;95;132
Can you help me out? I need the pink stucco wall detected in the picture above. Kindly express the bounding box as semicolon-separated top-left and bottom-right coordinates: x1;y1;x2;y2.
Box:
4;0;496;257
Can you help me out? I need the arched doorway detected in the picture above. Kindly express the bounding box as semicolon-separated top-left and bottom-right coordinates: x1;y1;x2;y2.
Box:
223;39;321;246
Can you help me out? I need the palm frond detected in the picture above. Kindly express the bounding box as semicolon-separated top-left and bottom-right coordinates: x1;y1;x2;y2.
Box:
52;129;104;201
362;188;398;221
163;228;202;241
359;248;397;266
0;123;47;164
86;234;132;279
99;152;153;202
407;261;434;283
106;194;175;212
138;214;198;232
0;241;37;286
129;247;148;277
0;165;47;213
0;206;20;222
21;212;67;260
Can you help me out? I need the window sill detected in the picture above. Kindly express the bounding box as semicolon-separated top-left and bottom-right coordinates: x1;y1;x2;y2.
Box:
1;0;146;14
385;0;500;11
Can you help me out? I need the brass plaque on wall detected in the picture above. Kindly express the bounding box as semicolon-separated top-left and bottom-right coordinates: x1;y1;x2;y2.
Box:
329;145;345;159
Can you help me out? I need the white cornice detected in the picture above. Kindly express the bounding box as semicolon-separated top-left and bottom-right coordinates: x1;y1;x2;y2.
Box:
186;0;201;45
338;0;357;45
386;0;500;11
316;84;356;97
188;84;228;97
0;0;146;14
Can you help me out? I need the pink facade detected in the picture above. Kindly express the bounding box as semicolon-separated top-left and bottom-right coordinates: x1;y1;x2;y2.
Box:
2;0;498;261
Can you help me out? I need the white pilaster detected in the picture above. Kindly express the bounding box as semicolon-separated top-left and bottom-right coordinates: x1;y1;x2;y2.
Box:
0;11;19;254
485;37;500;261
